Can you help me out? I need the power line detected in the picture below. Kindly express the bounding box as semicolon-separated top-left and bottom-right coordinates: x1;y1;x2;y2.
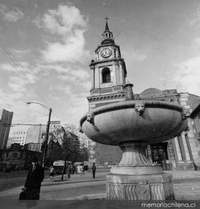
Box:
0;37;47;106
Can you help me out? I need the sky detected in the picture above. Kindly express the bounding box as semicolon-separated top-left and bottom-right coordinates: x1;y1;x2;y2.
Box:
1;0;200;131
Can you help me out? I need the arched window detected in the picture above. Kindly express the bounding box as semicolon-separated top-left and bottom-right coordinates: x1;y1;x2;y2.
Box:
102;67;111;83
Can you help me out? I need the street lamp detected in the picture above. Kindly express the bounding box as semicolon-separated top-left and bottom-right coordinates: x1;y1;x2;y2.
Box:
27;101;52;167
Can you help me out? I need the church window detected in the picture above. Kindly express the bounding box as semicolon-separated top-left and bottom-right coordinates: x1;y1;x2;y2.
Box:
102;67;111;83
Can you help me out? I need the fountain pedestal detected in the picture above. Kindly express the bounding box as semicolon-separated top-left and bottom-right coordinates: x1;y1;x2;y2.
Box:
106;142;175;200
106;173;175;200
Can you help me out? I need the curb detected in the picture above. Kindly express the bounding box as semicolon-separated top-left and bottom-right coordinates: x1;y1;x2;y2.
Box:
64;193;107;201
42;178;106;186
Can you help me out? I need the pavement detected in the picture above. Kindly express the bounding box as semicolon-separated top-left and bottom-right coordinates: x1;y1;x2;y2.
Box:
1;170;200;201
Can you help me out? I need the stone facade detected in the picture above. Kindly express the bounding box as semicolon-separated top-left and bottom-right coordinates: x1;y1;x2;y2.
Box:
107;173;175;200
138;88;200;170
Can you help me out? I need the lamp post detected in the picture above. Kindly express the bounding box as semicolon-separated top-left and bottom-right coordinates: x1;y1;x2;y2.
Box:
27;101;52;167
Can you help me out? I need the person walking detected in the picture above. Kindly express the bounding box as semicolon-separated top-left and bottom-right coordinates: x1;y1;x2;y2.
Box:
49;165;54;181
67;163;72;179
62;162;67;180
20;156;44;201
91;163;96;179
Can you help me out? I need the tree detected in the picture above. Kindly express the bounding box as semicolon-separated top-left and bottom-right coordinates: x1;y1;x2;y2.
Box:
46;124;89;180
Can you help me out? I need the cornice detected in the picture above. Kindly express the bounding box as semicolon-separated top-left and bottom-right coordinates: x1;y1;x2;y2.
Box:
89;57;125;67
87;92;125;102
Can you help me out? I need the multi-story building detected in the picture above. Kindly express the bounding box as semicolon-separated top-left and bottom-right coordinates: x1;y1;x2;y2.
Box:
0;109;13;150
7;121;60;152
26;125;46;144
8;128;28;147
85;20;200;170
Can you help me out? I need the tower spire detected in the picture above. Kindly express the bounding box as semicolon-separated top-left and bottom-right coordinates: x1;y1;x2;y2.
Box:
101;17;114;45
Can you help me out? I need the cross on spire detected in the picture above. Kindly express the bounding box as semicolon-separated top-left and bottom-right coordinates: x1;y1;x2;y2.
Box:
105;17;109;31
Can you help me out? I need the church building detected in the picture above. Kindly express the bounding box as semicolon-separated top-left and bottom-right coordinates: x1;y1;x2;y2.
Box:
87;19;200;170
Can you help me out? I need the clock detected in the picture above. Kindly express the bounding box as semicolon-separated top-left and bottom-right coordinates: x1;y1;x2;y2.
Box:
100;48;112;58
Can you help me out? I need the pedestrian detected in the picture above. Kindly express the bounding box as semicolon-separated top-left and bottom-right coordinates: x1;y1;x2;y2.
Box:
67;163;71;178
62;162;67;180
19;156;44;202
77;164;81;174
49;165;54;181
92;163;96;179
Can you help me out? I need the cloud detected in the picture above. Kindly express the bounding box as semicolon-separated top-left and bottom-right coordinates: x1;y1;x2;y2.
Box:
42;29;89;63
80;81;90;91
70;68;90;80
7;73;38;93
1;62;31;72
8;77;27;92
0;89;22;106
0;63;16;72
0;4;24;22
62;94;88;126
40;4;87;35
25;73;38;84
55;84;72;95
35;63;70;74
12;49;31;57
35;4;90;63
173;56;200;95
192;38;200;49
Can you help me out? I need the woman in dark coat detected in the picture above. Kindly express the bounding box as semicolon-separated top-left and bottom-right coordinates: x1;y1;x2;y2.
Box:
23;157;44;200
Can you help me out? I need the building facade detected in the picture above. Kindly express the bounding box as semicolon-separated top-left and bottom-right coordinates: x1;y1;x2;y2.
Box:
0;109;13;150
86;21;200;170
1;143;41;171
137;88;200;170
26;125;46;144
7;128;28;147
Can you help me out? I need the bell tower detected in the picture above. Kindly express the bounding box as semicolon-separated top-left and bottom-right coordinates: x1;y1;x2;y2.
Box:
88;18;127;110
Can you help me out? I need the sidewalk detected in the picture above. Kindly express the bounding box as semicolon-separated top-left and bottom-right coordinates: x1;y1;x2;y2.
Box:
1;170;200;201
42;171;106;186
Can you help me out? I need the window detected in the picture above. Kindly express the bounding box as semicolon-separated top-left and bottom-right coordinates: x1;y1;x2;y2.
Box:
102;67;111;83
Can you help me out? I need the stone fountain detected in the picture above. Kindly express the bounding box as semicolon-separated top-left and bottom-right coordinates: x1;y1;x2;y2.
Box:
80;83;191;200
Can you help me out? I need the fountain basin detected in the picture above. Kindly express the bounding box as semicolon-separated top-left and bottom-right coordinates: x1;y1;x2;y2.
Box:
80;100;188;145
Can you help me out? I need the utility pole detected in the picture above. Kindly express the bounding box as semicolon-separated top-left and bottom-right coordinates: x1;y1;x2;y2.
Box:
42;107;52;167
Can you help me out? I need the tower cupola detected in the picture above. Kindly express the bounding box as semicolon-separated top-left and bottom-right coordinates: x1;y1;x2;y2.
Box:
101;17;115;45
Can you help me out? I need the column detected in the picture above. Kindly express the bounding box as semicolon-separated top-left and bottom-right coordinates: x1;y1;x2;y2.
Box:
91;66;95;89
185;132;194;161
177;135;186;161
173;137;183;161
181;133;191;161
119;62;123;84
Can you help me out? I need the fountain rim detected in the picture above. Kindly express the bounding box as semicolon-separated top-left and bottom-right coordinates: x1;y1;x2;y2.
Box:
80;100;184;126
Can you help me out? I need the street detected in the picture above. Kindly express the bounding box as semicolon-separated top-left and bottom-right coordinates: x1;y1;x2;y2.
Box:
1;170;200;201
0;170;52;192
0;169;108;201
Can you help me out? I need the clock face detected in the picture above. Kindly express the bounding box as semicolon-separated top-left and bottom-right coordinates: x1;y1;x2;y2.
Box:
100;48;112;58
